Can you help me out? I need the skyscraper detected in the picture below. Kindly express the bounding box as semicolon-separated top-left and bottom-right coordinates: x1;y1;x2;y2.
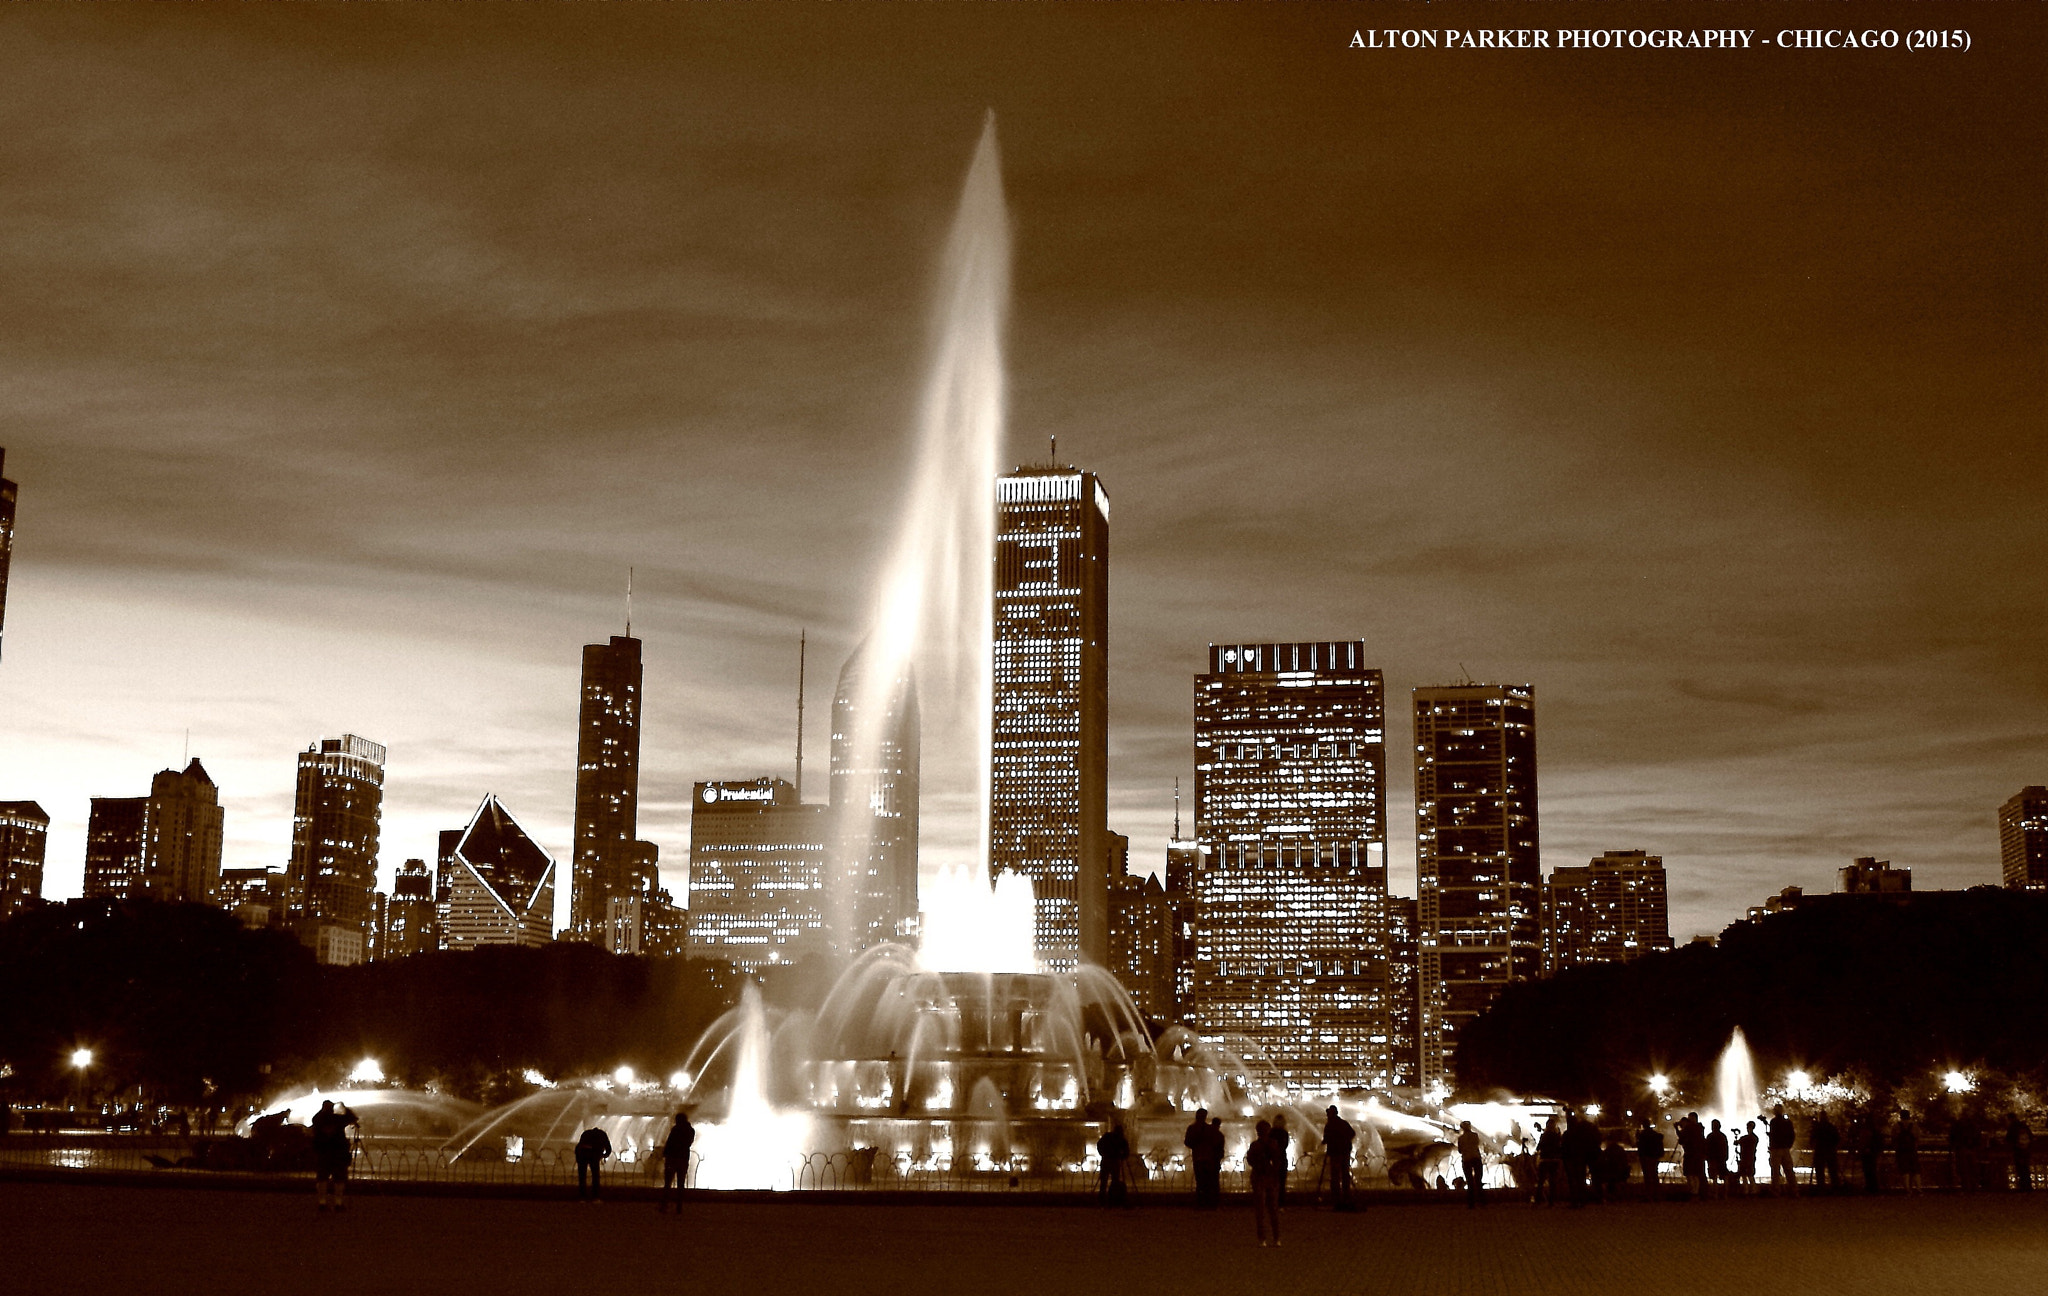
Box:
1542;850;1673;975
1164;812;1202;1021
285;735;385;963
1107;835;1175;1021
0;800;48;920
1384;894;1421;1088
380;857;440;959
1413;683;1540;1090
990;463;1109;971
0;447;16;662
440;795;557;950
2001;787;2048;890
1190;641;1392;1089
570;634;658;950
828;641;920;954
688;777;829;969
82;760;224;904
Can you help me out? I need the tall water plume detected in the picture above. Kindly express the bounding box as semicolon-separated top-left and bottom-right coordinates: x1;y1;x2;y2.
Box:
842;114;1031;971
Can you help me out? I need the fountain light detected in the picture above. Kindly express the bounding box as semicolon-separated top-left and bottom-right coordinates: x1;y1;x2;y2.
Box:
613;1065;635;1087
1943;1070;1975;1094
1785;1069;1813;1095
1647;1073;1671;1096
521;1068;555;1089
669;1071;690;1092
1583;1103;1603;1119
70;1047;93;1069
348;1058;384;1085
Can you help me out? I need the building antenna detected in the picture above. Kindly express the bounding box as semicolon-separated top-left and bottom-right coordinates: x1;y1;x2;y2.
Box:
626;566;634;638
795;628;807;802
183;728;190;765
1173;777;1182;839
1458;662;1473;685
1049;434;1056;466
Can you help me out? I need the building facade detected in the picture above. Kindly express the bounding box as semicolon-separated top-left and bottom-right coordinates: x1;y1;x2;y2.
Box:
1542;850;1673;975
1413;683;1540;1090
286;735;385;962
1108;862;1175;1021
83;796;146;900
687;778;829;969
83;761;224;905
1384;894;1421;1089
380;858;439;959
829;640;920;954
0;800;48;920
990;464;1110;971
570;634;660;951
2000;787;2048;890
1190;641;1393;1090
439;796;557;950
219;866;286;929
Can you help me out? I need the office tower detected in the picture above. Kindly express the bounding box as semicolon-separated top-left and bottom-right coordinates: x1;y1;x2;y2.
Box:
440;795;557;950
219;866;286;929
0;800;48;920
1164;840;1201;1021
1190;641;1391;1090
82;761;224;904
285;735;385;963
640;883;688;957
1839;856;1912;895
687;777;829;969
829;641;920;954
990;463;1110;971
364;890;389;961
1542;851;1673;976
380;858;439;959
2001;787;2048;890
1384;895;1421;1088
570;634;658;950
1413;683;1540;1090
1107;833;1175;1020
0;447;15;662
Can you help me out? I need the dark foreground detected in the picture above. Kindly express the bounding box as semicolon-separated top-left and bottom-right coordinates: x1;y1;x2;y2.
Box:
4;1179;2046;1296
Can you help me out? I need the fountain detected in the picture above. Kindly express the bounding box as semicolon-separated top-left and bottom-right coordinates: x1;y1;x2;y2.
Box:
1702;1026;1766;1136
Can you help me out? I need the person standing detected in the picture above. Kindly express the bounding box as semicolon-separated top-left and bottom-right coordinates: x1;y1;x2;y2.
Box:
1636;1119;1666;1201
1457;1121;1485;1209
1322;1105;1356;1210
1248;1120;1284;1246
1563;1111;1601;1208
1893;1115;1921;1194
2004;1113;2032;1191
1534;1116;1564;1206
1185;1109;1223;1208
1810;1112;1841;1193
1735;1121;1760;1196
575;1124;613;1202
1767;1104;1797;1195
658;1109;694;1212
1704;1120;1730;1199
1096;1122;1131;1206
1679;1113;1707;1200
309;1100;359;1214
1858;1113;1886;1193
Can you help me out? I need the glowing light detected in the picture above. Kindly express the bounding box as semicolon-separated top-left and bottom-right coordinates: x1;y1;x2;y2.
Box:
669;1071;690;1092
348;1058;384;1084
1943;1070;1975;1094
1786;1069;1812;1094
918;863;1037;973
1583;1103;1602;1119
1424;1081;1451;1106
1647;1073;1671;1095
613;1065;635;1087
69;1048;93;1069
504;1136;523;1162
521;1068;555;1089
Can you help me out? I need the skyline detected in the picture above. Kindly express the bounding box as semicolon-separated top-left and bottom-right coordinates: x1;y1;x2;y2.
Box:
0;4;2040;940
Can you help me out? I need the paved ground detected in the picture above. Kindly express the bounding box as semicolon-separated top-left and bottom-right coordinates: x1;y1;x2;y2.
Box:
3;1179;2045;1296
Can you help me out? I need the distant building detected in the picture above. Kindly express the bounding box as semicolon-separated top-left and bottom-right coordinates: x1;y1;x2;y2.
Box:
1746;885;1809;922
829;640;920;954
286;735;385;963
1543;850;1674;974
219;866;286;929
1839;856;1912;896
641;885;687;957
0;447;17;662
379;858;439;959
1384;894;1421;1088
83;760;224;904
1105;831;1174;1019
2000;787;2048;890
570;634;660;952
0;800;49;920
364;890;388;962
1163;829;1201;1020
688;778;828;969
991;463;1110;972
1413;683;1540;1090
439;796;557;950
1190;641;1393;1090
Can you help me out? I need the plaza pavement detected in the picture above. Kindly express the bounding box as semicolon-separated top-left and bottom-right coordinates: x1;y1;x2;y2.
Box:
3;1178;2044;1296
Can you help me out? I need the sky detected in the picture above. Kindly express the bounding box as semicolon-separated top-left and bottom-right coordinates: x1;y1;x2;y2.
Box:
0;2;2040;941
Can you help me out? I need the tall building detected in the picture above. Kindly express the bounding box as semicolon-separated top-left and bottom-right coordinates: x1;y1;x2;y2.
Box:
285;735;385;962
1107;837;1175;1021
1413;683;1539;1090
1164;830;1202;1021
379;857;439;958
1542;850;1673;975
0;447;16;662
440;795;557;950
1384;895;1421;1089
1190;641;1392;1090
688;777;829;969
2000;787;2048;890
570;634;659;950
828;641;920;954
990;463;1110;971
0;800;49;920
82;761;224;904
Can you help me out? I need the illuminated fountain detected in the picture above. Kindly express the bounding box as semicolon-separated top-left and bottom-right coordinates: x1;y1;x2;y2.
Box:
1703;1026;1766;1134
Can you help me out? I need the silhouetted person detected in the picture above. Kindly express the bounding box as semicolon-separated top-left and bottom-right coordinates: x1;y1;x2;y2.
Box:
1858;1114;1886;1193
1893;1115;1920;1193
1949;1112;1982;1192
1186;1109;1223;1208
309;1100;359;1213
1097;1122;1131;1206
1810;1113;1841;1192
1562;1111;1600;1208
1704;1120;1730;1199
1322;1105;1356;1210
2004;1114;2032;1192
1766;1104;1796;1195
658;1109;694;1212
1735;1121;1760;1195
1600;1132;1632;1203
1636;1120;1665;1200
1678;1112;1707;1200
1248;1120;1284;1246
575;1124;613;1202
1534;1116;1564;1206
1457;1121;1484;1208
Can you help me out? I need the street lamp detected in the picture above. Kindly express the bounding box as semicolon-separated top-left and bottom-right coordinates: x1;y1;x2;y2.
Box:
1647;1073;1671;1097
1786;1069;1813;1096
348;1057;384;1085
614;1065;635;1087
69;1047;94;1115
1943;1070;1974;1095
